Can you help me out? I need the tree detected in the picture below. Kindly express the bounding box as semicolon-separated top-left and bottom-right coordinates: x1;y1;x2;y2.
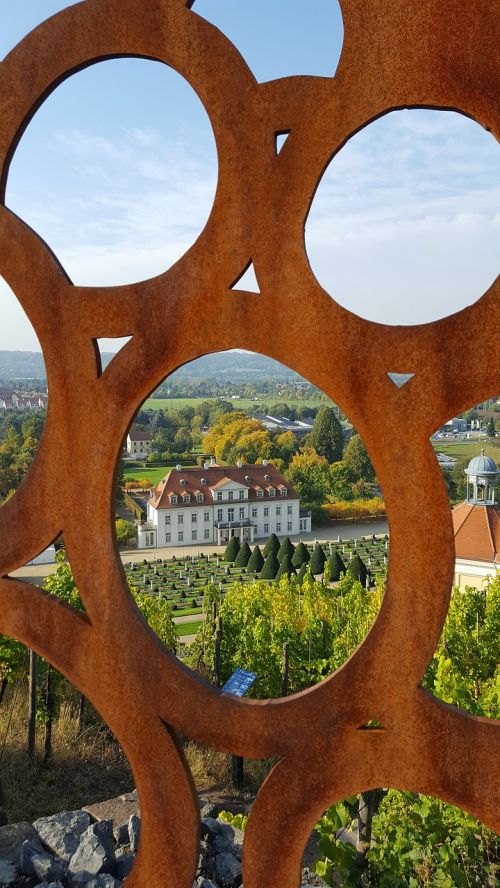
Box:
329;461;352;501
260;552;279;580
310;543;326;575
263;533;280;557
276;554;296;579
203;412;272;464
307;407;344;463
277;537;295;563
296;563;308;584
487;416;496;437
347;554;368;587
327;550;346;581
343;434;375;483
224;536;240;562
115;519;136;543
284;448;331;508
291;541;310;568
234;541;251;568
247;545;264;573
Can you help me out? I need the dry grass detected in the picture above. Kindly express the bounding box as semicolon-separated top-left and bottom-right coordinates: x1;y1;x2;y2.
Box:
184;740;274;796
0;683;133;823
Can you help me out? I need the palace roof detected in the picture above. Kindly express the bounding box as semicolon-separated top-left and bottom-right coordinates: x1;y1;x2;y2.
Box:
452;501;500;564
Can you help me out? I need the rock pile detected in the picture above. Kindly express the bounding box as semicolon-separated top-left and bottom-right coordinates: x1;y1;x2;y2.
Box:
0;794;326;888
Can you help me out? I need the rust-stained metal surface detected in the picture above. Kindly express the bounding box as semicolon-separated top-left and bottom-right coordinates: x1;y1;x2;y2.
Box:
0;1;498;885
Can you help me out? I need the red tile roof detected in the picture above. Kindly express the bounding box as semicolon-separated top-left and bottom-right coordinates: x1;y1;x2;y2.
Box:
128;428;151;441
452;502;500;563
150;464;298;509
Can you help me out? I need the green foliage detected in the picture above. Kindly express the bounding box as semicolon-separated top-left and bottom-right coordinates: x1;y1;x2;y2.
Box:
224;536;241;563
368;791;499;886
276;554;296;579
308;407;344;463
487;416;496;437
310;543;326;575
218;810;248;832
291;541;310;568
347;554;368;588
327;550;346;581
296;563;308;584
284;447;331;508
277;536;295;563
247;545;264;573
343;434;375;484
234;541;251;567
115;518;136;543
263;533;280;557
260;551;279;580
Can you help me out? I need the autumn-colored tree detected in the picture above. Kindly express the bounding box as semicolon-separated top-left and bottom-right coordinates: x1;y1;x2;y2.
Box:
203;412;272;464
284;447;331;508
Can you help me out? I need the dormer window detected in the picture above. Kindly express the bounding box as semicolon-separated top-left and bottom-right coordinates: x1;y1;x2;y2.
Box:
280;487;287;496
170;494;178;504
264;474;271;481
244;475;251;483
256;489;264;497
201;477;207;485
183;493;190;503
196;493;203;502
180;479;186;486
216;491;223;501
268;487;275;497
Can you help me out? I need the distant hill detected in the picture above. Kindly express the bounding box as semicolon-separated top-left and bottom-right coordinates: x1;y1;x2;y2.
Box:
0;349;299;383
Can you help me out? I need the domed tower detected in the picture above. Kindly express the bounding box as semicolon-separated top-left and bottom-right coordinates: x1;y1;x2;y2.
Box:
464;450;498;505
452;450;499;589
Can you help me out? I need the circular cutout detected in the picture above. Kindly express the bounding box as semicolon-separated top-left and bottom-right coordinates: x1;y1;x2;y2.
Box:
305;110;500;325
6;59;218;286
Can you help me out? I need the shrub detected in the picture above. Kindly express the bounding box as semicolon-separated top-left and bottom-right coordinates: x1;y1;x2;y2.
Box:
277;536;295;563
235;541;252;568
347;554;368;587
297;562;308;584
327;550;346;581
260;552;279;580
263;533;280;557
324;497;385;520
276;554;296;579
224;536;241;562
310;543;326;575
291;541;310;567
247;545;264;573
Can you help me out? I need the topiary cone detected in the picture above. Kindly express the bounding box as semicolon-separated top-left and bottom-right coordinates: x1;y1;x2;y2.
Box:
235;540;252;567
310;542;326;575
327;550;346;581
224;536;241;563
277;536;295;563
247;545;264;573
260;551;279;580
291;541;310;568
263;533;280;557
276;553;297;579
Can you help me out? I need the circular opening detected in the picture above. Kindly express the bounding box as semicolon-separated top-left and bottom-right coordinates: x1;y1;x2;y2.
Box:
6;58;218;286
192;0;344;81
305;109;499;325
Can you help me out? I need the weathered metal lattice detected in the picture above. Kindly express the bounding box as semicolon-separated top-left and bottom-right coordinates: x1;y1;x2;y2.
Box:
0;1;498;885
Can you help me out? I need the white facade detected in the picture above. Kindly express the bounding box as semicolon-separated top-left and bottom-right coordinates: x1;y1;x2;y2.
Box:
137;464;311;549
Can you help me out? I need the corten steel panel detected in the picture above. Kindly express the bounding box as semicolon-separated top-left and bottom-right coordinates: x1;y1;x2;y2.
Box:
0;1;498;886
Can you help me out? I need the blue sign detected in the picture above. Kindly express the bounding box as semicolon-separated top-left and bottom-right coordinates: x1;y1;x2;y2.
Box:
222;668;257;697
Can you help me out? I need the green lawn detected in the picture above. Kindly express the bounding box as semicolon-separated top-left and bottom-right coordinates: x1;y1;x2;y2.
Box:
171;605;203;617
432;440;500;462
175;619;204;637
142;396;328;412
123;465;173;484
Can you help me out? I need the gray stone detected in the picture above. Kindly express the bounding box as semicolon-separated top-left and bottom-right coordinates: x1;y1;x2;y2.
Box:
90;821;114;860
19;836;44;875
0;860;17;885
200;817;220;841
127;815;140;853
0;821;39;863
113;821;129;846
196;880;218;888
199;801;218;819
83;876;121;888
34;882;65;888
114;851;134;880
32;851;68;882
214;851;242;887
68;823;114;884
84;792;138;830
33;810;91;860
196;840;215;879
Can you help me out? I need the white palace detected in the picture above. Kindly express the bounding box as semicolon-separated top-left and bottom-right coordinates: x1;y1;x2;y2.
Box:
137;460;311;549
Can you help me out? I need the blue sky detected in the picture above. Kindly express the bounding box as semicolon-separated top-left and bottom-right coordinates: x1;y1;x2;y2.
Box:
0;1;498;350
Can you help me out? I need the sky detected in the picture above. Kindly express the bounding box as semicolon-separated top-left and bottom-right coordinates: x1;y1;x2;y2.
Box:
0;0;498;350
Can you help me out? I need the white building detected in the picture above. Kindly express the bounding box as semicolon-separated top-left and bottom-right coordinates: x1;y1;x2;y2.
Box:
126;427;152;456
137;461;311;549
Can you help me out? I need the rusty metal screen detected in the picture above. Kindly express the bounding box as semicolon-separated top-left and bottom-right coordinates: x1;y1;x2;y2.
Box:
0;1;498;886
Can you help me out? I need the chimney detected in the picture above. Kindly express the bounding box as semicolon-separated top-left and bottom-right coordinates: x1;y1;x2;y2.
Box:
176;464;182;471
